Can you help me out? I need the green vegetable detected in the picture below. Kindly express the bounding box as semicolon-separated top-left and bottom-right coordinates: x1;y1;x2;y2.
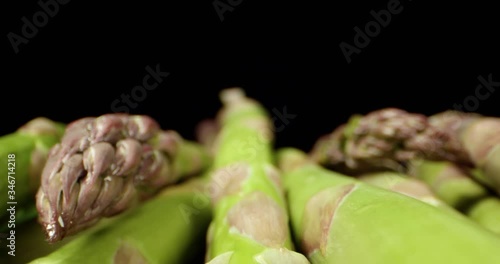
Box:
36;114;211;242
31;178;212;264
279;147;500;264
205;88;309;264
0;117;65;227
411;160;500;234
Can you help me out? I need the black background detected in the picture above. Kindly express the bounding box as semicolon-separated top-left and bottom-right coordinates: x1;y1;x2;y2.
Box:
2;0;500;152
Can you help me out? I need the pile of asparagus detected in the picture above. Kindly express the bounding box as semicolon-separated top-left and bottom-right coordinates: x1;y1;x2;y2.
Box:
2;89;500;264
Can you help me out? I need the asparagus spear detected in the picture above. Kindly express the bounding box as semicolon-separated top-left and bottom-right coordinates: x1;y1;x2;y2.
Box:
0;117;65;225
310;108;500;193
467;197;500;235
279;148;500;264
410;160;488;210
310;108;470;175
205;88;309;264
358;170;500;234
410;159;500;234
30;177;212;264
36;113;211;243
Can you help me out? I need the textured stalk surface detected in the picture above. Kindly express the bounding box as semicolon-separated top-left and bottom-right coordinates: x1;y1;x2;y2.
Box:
280;148;500;264
205;88;309;264
411;160;500;234
410;160;488;209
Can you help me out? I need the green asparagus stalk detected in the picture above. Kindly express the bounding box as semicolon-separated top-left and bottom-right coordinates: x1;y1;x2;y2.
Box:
36;113;211;243
279;148;500;264
410;160;488;210
469;167;495;188
467;197;500;235
205;88;309;264
410;159;500;234
30;177;212;264
358;170;500;234
358;171;448;209
0;117;65;226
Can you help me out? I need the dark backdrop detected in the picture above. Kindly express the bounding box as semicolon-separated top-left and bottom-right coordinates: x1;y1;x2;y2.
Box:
2;1;500;152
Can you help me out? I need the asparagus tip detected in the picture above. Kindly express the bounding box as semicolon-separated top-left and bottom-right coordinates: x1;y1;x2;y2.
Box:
18;117;62;137
276;148;310;173
219;88;246;105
